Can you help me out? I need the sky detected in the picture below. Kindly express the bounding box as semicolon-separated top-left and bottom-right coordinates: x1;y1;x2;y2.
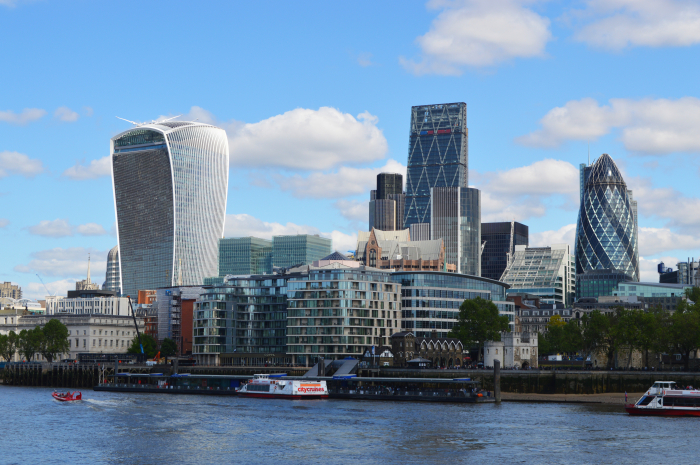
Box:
1;0;700;300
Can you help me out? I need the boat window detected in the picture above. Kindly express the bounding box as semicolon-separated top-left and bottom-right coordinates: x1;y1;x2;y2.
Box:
638;396;654;406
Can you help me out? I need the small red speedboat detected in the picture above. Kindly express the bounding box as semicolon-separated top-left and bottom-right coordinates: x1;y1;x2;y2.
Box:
52;391;82;402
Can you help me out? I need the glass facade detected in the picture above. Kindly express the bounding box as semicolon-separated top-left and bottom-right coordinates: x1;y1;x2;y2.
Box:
272;235;332;269
575;154;639;299
103;245;121;295
575;270;634;300
391;271;514;337
501;244;576;305
430;186;481;275
218;237;273;276
112;122;229;298
286;267;400;365
480;222;529;281
193;276;290;360
369;173;405;231
405;103;468;228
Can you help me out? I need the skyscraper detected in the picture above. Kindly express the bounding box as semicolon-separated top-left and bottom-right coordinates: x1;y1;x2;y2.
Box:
103;245;121;295
111;121;229;298
368;172;405;231
575;153;639;299
218;237;273;276
272;235;332;269
404;102;468;230
481;222;529;281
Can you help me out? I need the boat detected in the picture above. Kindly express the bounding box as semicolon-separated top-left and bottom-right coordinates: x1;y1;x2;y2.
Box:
52;391;82;402
625;381;700;416
236;374;328;399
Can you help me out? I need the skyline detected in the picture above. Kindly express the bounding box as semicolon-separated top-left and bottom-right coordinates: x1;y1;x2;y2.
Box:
2;1;700;299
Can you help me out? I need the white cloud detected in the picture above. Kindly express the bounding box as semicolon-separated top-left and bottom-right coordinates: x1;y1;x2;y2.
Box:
628;177;700;234
517;97;700;154
75;223;108;236
401;0;551;74
474;159;579;222
0;108;46;125
639;227;700;256
228;107;388;170
639;256;681;283
357;52;374;67
0;151;44;178
275;159;406;199
62;156;111;179
334;199;369;222
83;106;94;117
223;214;356;255
530;224;577;249
14;247;108;279
25;219;109;238
574;0;700;50
54;106;79;122
23;279;78;301
0;218;9;228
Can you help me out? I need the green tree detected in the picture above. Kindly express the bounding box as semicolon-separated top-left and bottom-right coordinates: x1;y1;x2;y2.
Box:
0;331;18;361
447;297;510;362
561;321;584;355
537;331;552;356
581;309;626;369
18;327;44;362
684;287;700;304
127;333;158;359
39;319;70;363
160;338;178;363
667;307;700;371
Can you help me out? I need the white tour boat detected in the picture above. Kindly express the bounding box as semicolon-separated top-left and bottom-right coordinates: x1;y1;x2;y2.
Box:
236;374;328;399
626;381;700;416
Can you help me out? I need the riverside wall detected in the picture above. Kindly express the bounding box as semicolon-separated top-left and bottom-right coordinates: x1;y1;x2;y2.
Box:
374;368;700;394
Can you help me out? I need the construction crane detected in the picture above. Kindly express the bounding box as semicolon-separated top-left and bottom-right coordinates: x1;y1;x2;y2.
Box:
36;274;54;296
127;296;146;361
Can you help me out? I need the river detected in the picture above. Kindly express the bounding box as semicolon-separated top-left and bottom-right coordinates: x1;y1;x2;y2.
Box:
2;386;696;464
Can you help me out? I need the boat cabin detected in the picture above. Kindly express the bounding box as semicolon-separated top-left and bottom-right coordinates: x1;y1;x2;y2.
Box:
649;381;678;394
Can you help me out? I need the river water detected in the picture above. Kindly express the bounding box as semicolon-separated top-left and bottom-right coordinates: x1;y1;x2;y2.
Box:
2;386;696;464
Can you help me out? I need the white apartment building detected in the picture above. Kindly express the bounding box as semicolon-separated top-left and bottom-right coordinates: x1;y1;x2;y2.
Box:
0;311;144;362
45;295;130;316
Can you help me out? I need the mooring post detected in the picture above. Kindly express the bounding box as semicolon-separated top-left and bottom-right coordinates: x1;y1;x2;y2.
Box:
494;359;501;403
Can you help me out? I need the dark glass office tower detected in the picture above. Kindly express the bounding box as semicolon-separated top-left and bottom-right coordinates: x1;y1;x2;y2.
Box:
481;222;529;281
368;172;405;231
404;103;467;229
112;121;229;298
575;153;639;299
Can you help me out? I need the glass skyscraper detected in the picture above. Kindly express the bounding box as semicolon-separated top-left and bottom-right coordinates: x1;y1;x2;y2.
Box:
272;235;332;269
575;153;639;299
111;121;229;298
218;237;273;276
480;222;529;281
102;245;121;295
404;103;468;229
369;173;405;231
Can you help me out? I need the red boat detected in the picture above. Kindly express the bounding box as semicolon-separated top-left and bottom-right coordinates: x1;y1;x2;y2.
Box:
52;391;82;402
625;381;700;417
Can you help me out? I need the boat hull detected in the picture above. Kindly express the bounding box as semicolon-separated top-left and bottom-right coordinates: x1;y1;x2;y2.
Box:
236;392;328;400
625;404;700;417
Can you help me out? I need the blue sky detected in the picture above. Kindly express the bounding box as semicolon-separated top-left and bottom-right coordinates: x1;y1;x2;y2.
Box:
2;0;700;299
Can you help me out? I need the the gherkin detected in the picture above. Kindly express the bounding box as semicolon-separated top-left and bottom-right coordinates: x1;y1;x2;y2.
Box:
575;154;639;297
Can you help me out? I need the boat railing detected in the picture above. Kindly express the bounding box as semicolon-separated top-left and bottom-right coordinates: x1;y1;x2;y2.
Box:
99;382;235;391
328;387;479;398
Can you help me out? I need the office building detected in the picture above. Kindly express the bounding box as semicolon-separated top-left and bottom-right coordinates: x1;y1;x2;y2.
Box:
368;173;405;231
111;121;229;298
501;244;576;306
272;234;331;269
0;282;21;300
404;102;468;229
219;237;273;276
286;259;401;366
430;186;481;275
614;282;693;311
355;228;456;272
155;286;204;355
103;246;121;295
481;222;529;281
660;260;699;285
45;294;130;316
575;154;639;299
393;271;514;338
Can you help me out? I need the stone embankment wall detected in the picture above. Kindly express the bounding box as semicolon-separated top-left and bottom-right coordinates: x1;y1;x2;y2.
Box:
2;363;100;388
375;368;700;394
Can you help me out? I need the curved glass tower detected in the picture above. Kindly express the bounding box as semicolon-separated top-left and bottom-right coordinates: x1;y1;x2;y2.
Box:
575;153;639;298
103;245;121;295
111;121;229;298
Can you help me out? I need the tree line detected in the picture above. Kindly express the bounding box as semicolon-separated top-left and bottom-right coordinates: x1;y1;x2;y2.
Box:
0;319;70;363
540;288;700;370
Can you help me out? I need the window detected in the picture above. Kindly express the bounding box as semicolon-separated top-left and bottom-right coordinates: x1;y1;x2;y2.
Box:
93;340;95;347
83;339;86;348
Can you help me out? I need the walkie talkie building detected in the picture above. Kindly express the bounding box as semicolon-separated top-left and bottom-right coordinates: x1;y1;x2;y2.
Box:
575;153;639;298
111;121;229;298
